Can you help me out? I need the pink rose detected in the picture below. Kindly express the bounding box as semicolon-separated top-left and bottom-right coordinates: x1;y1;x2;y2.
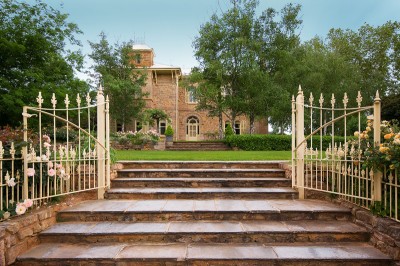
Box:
27;168;35;177
48;168;56;177
16;203;27;215
23;198;33;208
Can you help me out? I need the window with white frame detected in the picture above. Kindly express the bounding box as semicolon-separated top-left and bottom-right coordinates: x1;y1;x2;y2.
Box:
186;86;197;103
159;120;167;135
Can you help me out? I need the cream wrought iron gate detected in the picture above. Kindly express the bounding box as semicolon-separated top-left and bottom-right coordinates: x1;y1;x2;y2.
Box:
0;86;110;218
292;86;399;222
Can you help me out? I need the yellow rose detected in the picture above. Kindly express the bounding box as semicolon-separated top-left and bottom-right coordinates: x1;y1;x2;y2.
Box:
389;164;395;170
384;133;394;140
354;131;359;137
379;146;389;153
366;126;371;132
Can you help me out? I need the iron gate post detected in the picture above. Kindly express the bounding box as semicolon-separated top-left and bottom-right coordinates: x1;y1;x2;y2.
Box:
373;91;382;203
97;85;106;199
296;86;305;199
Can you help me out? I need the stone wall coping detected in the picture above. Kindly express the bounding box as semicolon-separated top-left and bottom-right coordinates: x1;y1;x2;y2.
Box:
117;160;289;163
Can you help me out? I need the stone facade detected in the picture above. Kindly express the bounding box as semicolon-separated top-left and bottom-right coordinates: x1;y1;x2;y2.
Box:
115;44;268;140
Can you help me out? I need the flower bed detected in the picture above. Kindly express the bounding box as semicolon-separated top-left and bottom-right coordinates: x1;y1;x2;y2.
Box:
349;119;400;171
111;130;160;150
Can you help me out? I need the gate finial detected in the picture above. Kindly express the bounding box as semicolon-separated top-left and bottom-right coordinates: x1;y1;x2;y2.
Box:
298;85;302;95
375;90;380;101
98;84;104;95
36;92;44;107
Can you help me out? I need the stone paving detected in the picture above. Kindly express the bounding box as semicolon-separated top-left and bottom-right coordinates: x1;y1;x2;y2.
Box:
15;161;393;265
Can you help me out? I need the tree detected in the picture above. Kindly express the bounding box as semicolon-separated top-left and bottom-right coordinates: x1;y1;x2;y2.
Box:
0;0;88;127
188;67;227;138
193;0;289;135
327;22;400;98
142;109;170;133
382;94;400;121
89;32;147;131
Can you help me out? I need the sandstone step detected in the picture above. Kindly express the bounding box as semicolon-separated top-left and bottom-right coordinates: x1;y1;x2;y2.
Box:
165;142;232;151
166;147;232;151
111;177;291;188
16;242;391;266
57;199;352;222
117;168;286;178
118;161;282;169
105;187;298;200
39;220;369;244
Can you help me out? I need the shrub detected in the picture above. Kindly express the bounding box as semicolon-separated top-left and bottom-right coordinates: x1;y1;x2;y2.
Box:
165;125;174;136
225;134;291;151
225;134;352;151
224;124;234;137
113;130;161;146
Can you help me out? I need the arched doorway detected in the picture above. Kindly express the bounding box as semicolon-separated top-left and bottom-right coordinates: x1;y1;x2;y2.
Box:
186;116;199;141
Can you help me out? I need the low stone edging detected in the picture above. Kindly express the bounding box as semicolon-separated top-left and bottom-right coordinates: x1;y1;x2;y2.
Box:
279;162;400;262
0;191;97;265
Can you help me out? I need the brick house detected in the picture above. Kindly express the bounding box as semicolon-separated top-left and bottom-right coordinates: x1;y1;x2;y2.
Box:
117;44;268;140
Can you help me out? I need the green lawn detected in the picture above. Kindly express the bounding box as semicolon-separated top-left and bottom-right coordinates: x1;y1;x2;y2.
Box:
115;150;291;161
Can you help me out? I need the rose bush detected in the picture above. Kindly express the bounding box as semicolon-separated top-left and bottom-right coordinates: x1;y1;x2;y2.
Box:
348;119;400;171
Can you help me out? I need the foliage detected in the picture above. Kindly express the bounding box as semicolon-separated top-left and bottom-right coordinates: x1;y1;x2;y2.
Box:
225;134;350;151
225;134;291;150
224;124;235;137
113;130;160;146
0;0;89;127
357;120;400;171
141;109;170;133
381;94;400;121
1;198;33;220
164;125;174;137
327;22;400;97
43;127;78;142
306;135;354;151
88;32;147;131
0;126;37;156
192;0;295;136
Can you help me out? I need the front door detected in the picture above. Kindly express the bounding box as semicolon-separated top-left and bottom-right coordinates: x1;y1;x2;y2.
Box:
187;116;199;141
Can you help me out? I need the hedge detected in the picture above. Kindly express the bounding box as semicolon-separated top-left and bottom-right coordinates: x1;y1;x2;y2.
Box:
225;134;353;151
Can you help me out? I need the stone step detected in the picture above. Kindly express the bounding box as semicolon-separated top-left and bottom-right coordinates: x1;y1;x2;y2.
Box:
39;220;369;244
57;199;352;222
16;242;391;266
165;142;232;151
166;146;232;151
118;161;282;169
105;187;298;200
117;168;286;178
111;177;291;188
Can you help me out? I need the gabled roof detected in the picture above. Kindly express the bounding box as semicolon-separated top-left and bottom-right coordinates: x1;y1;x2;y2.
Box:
150;63;180;70
132;44;152;51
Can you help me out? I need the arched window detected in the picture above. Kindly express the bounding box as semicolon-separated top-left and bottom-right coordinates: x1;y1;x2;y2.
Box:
186;116;199;141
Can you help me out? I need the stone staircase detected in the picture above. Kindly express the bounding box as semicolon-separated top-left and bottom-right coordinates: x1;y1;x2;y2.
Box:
166;141;231;151
16;161;392;265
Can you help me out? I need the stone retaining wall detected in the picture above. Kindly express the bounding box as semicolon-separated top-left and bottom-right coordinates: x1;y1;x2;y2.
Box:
0;163;124;265
0;190;97;265
280;162;400;263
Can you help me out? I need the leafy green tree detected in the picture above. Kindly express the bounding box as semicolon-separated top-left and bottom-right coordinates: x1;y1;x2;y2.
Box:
188;68;227;139
193;0;292;135
142;108;170;133
0;0;88;126
327;22;400;98
89;32;147;132
381;94;400;121
253;3;303;133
